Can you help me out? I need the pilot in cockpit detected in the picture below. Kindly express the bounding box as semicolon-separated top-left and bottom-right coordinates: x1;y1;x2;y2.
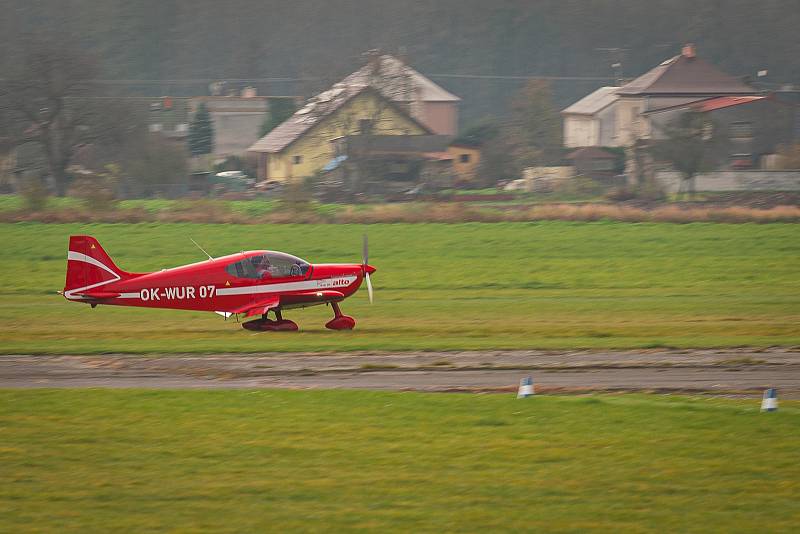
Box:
252;256;272;279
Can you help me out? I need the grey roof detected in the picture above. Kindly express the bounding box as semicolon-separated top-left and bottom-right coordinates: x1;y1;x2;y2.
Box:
341;55;460;103
248;85;363;153
617;54;755;96
248;55;456;154
562;86;618;115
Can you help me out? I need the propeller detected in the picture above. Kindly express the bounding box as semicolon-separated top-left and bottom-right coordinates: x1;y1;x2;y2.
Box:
362;234;374;304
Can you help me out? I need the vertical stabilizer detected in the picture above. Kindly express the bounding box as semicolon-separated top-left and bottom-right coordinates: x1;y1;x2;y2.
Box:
64;236;130;298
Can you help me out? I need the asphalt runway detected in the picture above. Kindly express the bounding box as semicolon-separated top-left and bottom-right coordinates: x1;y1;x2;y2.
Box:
1;348;798;397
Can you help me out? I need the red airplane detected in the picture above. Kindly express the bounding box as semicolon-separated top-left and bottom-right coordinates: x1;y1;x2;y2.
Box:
62;235;376;331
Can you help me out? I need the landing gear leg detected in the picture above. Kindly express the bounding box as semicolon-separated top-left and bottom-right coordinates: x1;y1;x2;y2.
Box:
242;308;298;331
325;302;356;330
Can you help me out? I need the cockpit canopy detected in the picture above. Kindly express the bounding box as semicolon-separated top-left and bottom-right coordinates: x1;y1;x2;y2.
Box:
225;252;310;279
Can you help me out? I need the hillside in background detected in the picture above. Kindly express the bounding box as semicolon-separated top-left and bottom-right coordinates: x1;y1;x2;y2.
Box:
1;0;798;125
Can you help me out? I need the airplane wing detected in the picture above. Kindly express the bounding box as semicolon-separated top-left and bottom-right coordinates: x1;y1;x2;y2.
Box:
221;291;345;318
280;290;345;306
227;296;281;318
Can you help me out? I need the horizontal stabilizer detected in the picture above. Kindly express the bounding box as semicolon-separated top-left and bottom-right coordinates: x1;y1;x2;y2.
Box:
76;291;120;299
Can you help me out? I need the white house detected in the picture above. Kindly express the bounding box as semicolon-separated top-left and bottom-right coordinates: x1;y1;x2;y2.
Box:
561;86;619;148
562;44;757;149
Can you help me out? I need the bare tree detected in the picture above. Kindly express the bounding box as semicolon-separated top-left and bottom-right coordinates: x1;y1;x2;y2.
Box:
0;39;127;196
649;111;720;198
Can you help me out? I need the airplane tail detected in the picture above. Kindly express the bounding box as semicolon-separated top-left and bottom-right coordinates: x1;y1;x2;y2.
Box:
64;235;133;297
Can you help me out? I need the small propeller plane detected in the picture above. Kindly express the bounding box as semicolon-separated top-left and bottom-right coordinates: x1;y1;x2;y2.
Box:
62;235;376;331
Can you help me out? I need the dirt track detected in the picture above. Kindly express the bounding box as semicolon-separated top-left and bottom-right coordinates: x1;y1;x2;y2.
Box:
1;348;798;397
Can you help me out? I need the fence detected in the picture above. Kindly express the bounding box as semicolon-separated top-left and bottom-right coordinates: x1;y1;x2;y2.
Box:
654;171;800;194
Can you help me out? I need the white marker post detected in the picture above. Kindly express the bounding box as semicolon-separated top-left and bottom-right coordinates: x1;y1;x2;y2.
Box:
517;376;534;398
761;388;778;412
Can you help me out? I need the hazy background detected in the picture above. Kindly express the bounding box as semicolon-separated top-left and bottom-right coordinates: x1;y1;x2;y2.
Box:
3;0;797;124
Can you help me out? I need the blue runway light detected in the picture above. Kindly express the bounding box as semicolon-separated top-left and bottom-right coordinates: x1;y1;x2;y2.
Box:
761;388;778;412
517;376;534;398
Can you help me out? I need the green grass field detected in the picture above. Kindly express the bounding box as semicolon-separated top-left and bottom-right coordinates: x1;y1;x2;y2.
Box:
0;222;798;353
0;389;797;532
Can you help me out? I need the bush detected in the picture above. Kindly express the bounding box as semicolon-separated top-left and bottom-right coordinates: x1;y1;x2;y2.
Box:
67;176;118;211
636;180;667;202
278;178;313;212
604;180;666;203
604;186;637;202
19;177;49;211
552;174;604;197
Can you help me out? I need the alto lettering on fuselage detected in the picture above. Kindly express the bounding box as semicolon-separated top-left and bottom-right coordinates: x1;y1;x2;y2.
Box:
318;278;350;289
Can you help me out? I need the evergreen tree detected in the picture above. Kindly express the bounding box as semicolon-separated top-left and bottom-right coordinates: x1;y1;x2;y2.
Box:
506;80;563;168
188;103;214;156
260;98;297;137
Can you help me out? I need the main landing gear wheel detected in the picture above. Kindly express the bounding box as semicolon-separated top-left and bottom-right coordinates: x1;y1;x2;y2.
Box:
242;309;298;332
325;302;355;330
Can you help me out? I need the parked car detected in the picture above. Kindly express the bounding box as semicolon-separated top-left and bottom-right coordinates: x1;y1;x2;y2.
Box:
212;171;255;193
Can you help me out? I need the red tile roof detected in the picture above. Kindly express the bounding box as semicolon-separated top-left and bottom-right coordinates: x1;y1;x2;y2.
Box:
692;95;765;112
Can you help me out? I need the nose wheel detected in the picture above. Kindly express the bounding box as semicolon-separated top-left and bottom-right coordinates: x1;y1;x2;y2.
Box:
242;308;298;331
326;302;355;330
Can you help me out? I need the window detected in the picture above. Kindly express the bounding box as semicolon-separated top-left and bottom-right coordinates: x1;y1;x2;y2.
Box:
729;121;753;139
459;153;471;163
264;252;310;278
292;155;303;165
359;119;374;134
225;253;310;280
730;153;753;169
590;159;614;171
630;106;641;135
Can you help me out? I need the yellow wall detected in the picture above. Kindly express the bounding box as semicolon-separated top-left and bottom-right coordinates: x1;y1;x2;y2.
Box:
447;145;481;183
267;92;427;181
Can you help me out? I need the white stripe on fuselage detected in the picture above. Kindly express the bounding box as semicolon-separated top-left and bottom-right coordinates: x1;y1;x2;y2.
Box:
114;276;358;299
214;276;358;297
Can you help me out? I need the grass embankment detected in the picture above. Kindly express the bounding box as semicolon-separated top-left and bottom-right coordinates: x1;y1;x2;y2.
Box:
0;222;798;353
2;195;799;223
0;390;798;532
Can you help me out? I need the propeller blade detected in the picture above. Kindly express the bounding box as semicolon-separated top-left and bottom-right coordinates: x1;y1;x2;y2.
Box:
362;234;368;266
366;272;374;304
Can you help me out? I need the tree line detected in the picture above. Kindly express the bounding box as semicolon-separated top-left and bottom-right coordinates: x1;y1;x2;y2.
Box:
1;0;797;118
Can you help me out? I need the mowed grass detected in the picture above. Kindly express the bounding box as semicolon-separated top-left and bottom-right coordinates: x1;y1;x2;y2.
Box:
0;222;798;353
0;389;798;532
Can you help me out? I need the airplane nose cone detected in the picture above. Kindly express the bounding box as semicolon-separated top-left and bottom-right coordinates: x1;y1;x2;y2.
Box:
363;264;376;275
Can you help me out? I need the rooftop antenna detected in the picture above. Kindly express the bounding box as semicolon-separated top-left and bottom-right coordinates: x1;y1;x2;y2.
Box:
190;237;214;260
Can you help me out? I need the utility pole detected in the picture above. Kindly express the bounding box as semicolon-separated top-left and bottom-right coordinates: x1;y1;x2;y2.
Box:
594;47;629;86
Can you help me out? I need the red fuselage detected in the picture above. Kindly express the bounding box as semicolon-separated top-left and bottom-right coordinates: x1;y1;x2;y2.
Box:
64;235;375;317
63;235;375;330
65;252;371;312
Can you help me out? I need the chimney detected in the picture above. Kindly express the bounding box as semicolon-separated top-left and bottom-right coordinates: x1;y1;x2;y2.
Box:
366;49;382;76
682;43;696;59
